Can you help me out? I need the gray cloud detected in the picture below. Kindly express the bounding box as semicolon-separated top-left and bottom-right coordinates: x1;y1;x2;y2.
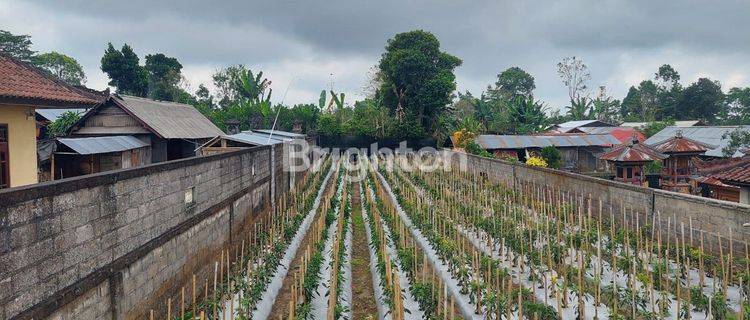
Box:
2;0;749;108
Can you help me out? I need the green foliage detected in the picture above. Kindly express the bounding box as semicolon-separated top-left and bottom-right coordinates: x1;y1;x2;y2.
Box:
641;119;675;138
144;53;183;101
540;145;562;169
488;66;536;100
46;111;82;138
465;140;491;158
0;29;35;61
506;95;549;134
722;128;750;157
377;30;462;136
644;160;663;174
679;77;726;124
100;43;148;96
32;52;86;85
567;96;594;120
726;87;750;124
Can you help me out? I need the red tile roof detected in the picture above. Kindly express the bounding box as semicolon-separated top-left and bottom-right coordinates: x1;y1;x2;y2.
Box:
598;139;667;163
712;160;750;186
0;54;105;107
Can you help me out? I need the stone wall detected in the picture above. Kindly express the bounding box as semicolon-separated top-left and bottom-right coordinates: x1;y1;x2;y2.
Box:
448;150;750;254
0;143;298;319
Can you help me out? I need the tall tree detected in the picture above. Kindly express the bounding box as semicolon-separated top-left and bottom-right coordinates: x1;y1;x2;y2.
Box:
489;67;535;100
32;51;86;85
726;87;750;124
592;86;620;124
506;95;549;134
678;78;725;123
377;30;462;135
0;30;35;61
556;56;590;102
144;53;183;101
100;43;148;96
654;64;682;120
212;64;248;107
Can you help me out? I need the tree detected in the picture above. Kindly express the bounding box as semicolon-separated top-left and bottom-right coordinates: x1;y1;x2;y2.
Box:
489;67;535;100
641;119;675;138
619;80;659;121
377;30;462;135
592;86;620;124
726;87;750;124
540;146;562;169
654;64;682;120
0;30;35;61
32;52;86;85
722;128;750;157
100;43;148;96
46;111;82;138
144;53;183;101
678;78;725;123
566;96;593;120
557;56;590;102
212;64;248;107
506;95;549;134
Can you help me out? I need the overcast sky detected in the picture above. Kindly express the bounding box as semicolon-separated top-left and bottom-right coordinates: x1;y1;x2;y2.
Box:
2;0;749;110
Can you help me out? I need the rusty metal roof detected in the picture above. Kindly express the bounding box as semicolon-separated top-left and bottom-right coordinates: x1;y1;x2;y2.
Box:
475;134;620;149
597;140;667;163
645;126;750;157
649;133;715;154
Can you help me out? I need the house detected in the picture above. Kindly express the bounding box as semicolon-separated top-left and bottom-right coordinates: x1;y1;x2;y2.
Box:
597;138;667;186
52;136;150;179
620;120;704;129
695;157;750;202
197;129;305;156
67;94;223;163
645;126;750;158
0;54;104;188
453;133;620;172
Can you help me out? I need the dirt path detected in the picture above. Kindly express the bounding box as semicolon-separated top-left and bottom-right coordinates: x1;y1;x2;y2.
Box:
267;173;336;318
350;181;379;319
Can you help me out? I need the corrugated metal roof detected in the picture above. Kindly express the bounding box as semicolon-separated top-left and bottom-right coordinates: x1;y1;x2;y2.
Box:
475;134;620;149
224;131;292;146
253;129;305;139
644;126;750;157
554;120;614;128
115;95;224;139
36;108;88;121
57;135;148;155
621;120;703;128
598;141;667;162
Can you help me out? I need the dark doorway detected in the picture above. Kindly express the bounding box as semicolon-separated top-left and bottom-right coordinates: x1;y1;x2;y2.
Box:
0;124;9;189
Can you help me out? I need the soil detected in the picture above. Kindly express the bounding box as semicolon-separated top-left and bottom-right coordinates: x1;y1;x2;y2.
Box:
350;182;379;319
267;172;336;318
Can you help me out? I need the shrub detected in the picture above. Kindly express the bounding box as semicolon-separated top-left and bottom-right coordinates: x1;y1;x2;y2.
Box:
540;145;562;169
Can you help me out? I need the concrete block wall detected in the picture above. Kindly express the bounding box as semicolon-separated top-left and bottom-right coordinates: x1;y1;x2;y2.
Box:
449;150;750;254
0;143;297;320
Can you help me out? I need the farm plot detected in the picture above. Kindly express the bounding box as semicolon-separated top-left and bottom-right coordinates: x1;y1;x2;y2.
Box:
373;154;748;320
148;152;748;320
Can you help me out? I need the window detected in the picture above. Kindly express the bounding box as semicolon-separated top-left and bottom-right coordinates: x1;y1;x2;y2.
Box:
0;124;8;189
626;167;633;179
616;167;623;179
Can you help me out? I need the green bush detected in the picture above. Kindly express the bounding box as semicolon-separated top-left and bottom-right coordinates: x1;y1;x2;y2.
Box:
540;145;562;169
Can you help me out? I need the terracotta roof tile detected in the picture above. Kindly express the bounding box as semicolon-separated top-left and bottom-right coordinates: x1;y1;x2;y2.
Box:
0;54;105;107
712;161;750;186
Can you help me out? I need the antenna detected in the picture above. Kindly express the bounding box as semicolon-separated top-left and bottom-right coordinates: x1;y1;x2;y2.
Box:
267;77;297;144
